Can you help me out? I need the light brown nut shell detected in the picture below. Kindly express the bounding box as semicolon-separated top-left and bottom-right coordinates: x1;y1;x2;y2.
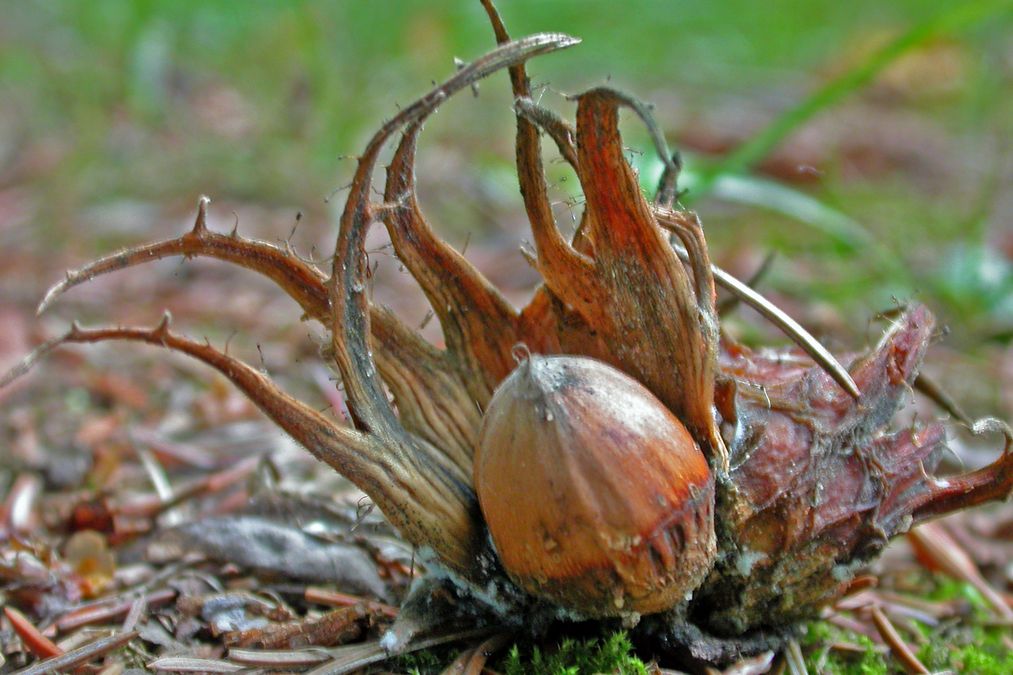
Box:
474;354;716;617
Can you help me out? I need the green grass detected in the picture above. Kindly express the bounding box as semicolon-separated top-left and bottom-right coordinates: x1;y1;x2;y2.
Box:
12;0;1006;361
688;0;1011;201
4;0;1009;219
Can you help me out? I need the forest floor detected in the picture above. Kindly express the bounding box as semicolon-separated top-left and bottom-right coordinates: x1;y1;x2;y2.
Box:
1;2;1011;672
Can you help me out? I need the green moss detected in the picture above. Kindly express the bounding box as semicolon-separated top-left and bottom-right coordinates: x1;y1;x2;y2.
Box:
498;632;649;675
801;578;1013;675
392;645;461;675
918;579;1013;672
917;624;1013;674
926;577;990;614
394;631;648;674
801;622;890;674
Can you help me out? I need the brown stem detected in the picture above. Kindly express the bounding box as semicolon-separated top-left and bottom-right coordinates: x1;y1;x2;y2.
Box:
513;97;579;169
913;372;973;426
654;151;684;208
506;96;599;319
481;5;601;327
0;317;458;548
36;197;479;470
508;74;860;413
484;3;613;367
383;124;519;398
716;251;776;315
910;419;1013;524
512;92;860;404
38;197;328;321
506;98;621;364
330;32;578;434
330;33;579;574
653;209;718;320
9;318;482;576
511;97;597;256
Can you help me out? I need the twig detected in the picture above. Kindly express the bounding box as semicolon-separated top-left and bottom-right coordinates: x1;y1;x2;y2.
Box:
657;214;860;398
716;251;776;316
457;632;513;675
147;655;243;672
305;626;501;675
783;638;809;675
913;372;972;426
869;606;929;674
12;631;137;675
304;587;398;619
227;647;331;668
57;589;177;633
4;607;62;660
908;522;1013;620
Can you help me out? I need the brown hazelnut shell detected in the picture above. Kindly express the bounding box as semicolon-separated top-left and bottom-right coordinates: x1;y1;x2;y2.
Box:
474;354;716;617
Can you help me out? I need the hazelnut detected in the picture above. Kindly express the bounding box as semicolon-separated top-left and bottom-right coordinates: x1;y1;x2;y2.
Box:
474;353;716;617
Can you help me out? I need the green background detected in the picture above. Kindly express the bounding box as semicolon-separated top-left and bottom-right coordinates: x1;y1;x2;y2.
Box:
2;0;1010;413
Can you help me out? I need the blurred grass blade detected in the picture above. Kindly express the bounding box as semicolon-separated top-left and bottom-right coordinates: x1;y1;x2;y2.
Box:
710;173;905;279
688;0;1009;201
